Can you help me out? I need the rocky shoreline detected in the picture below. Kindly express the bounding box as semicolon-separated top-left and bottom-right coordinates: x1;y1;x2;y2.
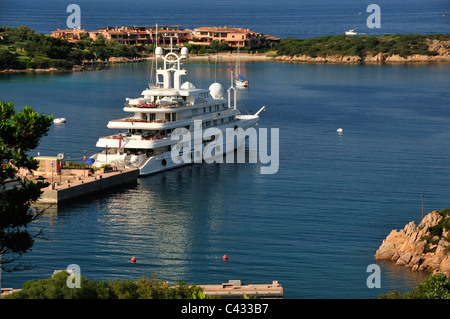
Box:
375;211;450;277
1;39;449;74
275;53;450;64
275;39;450;64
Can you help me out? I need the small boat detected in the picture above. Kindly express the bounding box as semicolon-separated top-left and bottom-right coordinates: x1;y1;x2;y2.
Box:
235;42;249;87
53;118;66;124
345;29;357;36
235;75;249;87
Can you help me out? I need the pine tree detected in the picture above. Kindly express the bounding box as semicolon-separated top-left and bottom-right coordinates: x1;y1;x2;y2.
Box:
0;101;52;292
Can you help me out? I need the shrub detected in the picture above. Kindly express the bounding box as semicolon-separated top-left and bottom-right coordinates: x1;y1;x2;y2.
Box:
274;34;449;58
378;273;450;299
3;271;210;299
404;273;450;299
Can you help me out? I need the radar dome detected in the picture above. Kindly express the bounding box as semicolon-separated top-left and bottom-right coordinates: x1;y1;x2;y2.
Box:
209;82;225;99
155;47;163;58
181;81;196;90
181;47;189;58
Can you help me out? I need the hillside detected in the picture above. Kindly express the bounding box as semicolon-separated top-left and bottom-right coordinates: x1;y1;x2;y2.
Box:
2;27;450;72
0;26;140;72
274;34;450;63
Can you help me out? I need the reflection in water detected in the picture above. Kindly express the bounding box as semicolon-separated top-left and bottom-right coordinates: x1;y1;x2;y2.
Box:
37;160;256;283
377;260;428;295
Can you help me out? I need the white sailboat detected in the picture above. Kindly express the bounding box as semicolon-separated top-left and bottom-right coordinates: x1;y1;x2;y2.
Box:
234;42;248;87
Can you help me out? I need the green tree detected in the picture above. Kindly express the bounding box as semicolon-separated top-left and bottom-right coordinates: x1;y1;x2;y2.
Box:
209;40;229;53
405;273;450;299
0;101;53;291
378;273;450;299
0;49;16;69
3;272;211;299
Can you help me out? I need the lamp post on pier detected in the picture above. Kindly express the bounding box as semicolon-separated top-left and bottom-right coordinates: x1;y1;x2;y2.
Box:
83;150;86;178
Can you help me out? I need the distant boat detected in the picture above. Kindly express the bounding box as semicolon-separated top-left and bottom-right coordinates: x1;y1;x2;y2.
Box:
53;118;66;124
345;29;358;36
235;42;249;87
235;74;249;87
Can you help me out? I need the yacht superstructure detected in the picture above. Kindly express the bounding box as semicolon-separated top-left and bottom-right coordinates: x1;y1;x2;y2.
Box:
90;46;264;176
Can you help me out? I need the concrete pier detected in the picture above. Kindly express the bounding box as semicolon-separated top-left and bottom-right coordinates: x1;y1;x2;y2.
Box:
35;168;139;204
199;280;283;299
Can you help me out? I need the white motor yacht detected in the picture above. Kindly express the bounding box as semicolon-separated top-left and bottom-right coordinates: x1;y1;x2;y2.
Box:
90;46;264;176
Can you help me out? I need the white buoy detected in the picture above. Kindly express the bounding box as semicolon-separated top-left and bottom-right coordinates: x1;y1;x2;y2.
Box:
53;118;66;124
336;128;343;133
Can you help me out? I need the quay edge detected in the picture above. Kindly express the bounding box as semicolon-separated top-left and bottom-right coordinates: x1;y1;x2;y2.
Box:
35;168;139;204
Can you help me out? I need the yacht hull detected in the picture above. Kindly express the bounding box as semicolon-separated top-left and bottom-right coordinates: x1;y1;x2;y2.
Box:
92;116;260;177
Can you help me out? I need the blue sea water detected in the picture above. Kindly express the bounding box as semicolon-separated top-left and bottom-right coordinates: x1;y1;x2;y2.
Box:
1;60;449;299
0;0;449;299
0;0;449;38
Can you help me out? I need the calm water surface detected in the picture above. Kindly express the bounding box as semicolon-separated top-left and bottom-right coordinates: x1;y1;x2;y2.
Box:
1;60;449;298
1;0;449;38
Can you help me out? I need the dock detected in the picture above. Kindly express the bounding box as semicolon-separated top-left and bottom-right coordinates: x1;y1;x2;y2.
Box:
31;167;139;204
2;280;282;299
1;288;21;297
199;280;283;299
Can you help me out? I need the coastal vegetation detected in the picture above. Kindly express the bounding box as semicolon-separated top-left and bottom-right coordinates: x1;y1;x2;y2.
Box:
2;271;213;299
422;208;450;253
0;101;53;276
4;269;449;299
0;26;251;71
378;273;450;299
0;26;140;70
184;40;250;55
1;26;449;71
274;34;449;58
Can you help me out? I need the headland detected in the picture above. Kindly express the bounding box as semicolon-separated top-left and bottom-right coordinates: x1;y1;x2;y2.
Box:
375;209;450;277
1;26;449;74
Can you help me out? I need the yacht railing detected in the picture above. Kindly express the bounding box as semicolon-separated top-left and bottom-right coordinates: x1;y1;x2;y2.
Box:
124;101;184;109
98;134;171;142
109;117;169;123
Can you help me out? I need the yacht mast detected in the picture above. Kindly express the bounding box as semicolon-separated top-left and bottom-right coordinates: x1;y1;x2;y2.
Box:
149;24;159;88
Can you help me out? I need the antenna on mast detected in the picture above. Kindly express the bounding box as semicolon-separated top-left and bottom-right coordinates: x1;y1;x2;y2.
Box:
149;23;159;88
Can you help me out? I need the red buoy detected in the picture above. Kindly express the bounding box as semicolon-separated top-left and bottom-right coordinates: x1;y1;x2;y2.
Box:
222;255;228;261
131;257;136;263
